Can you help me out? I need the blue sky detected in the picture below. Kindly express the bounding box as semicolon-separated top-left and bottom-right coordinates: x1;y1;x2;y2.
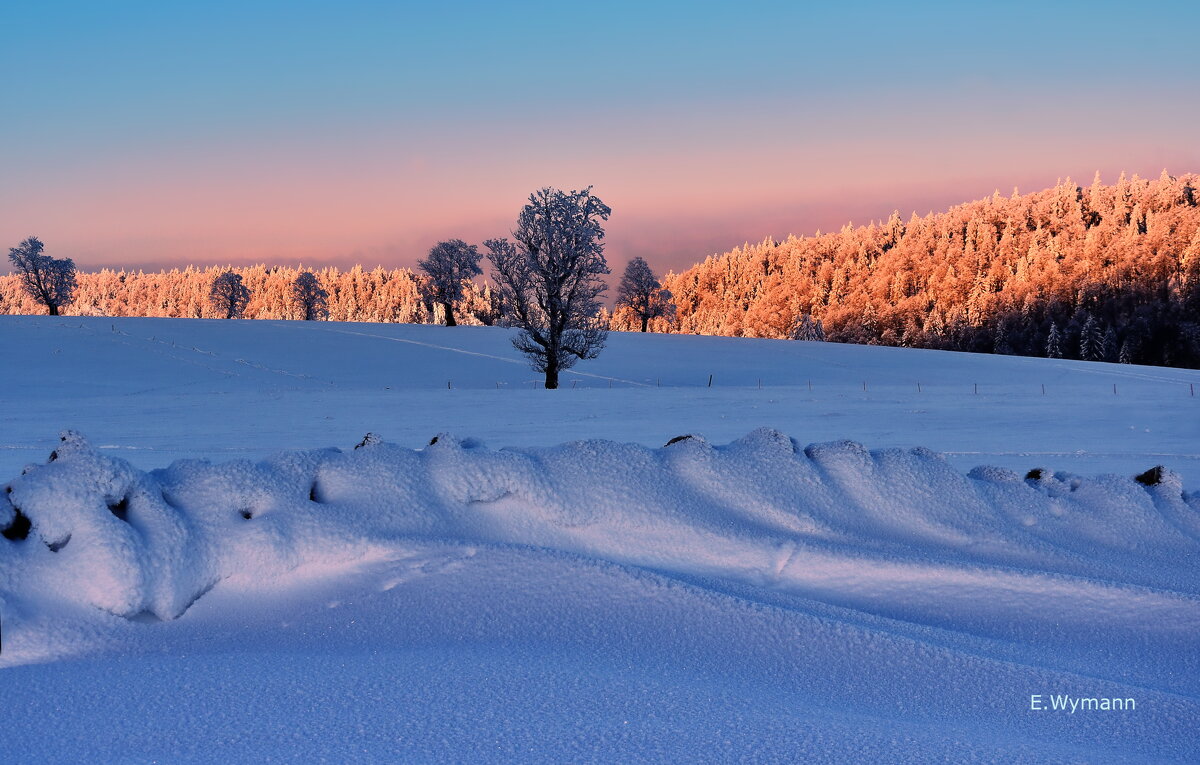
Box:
3;0;1198;270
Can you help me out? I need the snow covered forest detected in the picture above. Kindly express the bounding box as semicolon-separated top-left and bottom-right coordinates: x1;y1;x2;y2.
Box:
3;172;1199;368
664;171;1200;367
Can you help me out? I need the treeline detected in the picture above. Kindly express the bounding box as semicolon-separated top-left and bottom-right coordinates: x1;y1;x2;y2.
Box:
661;171;1200;368
0;264;501;325
5;173;1199;368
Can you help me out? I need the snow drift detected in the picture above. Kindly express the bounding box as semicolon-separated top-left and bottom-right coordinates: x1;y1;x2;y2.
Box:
4;429;1198;652
3;429;1200;762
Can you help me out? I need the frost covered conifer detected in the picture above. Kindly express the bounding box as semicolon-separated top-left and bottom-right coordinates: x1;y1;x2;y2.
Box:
1101;326;1117;362
209;271;251;319
485;187;611;389
1079;313;1102;361
616;256;673;332
292;272;328;320
790;313;826;341
1046;322;1063;358
993;318;1013;355
7;237;77;316
417;239;482;327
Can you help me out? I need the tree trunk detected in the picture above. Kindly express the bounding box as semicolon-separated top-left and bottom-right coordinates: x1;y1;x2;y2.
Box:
544;359;559;389
47;304;59;316
443;302;457;327
640;315;648;332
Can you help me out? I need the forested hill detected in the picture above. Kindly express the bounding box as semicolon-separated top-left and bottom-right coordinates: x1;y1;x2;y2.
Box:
658;171;1200;368
4;172;1199;368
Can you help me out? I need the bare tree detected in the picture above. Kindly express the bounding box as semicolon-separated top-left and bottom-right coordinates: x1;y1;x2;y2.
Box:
485;187;611;389
7;237;77;316
418;239;482;326
616;256;674;332
209;271;251;319
292;271;328;320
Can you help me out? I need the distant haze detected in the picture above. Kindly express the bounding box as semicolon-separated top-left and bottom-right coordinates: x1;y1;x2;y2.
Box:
3;1;1197;274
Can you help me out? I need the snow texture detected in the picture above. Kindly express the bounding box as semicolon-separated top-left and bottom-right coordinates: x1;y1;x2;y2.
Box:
1;316;1198;762
1;316;1197;485
2;428;1198;762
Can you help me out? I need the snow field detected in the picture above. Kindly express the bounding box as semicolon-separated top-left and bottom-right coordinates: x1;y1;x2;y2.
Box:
2;316;1199;761
1;315;1198;483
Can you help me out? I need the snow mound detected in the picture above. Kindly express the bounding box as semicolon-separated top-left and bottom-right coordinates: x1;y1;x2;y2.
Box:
3;428;1200;761
3;428;1197;638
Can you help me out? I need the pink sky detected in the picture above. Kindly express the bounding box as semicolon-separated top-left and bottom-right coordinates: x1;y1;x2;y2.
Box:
4;44;1198;277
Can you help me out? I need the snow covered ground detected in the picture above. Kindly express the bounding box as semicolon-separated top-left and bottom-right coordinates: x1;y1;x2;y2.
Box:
2;316;1199;762
1;316;1197;483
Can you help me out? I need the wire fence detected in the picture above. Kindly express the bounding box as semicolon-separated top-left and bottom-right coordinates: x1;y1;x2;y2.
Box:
453;378;1199;397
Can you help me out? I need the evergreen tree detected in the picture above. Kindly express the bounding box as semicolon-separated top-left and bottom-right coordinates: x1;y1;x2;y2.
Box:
993;318;1013;355
1118;339;1133;364
1046;322;1063;358
790;313;826;341
1101;325;1118;362
1079;313;1103;361
859;302;878;343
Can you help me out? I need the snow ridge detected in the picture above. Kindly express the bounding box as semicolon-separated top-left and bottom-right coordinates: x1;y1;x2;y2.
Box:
3;429;1197;659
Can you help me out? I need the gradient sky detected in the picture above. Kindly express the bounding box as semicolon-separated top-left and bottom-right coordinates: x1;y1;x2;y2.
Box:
3;0;1198;274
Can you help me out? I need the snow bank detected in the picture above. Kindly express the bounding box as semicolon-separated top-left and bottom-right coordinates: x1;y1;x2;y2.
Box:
4;428;1200;761
3;429;1197;651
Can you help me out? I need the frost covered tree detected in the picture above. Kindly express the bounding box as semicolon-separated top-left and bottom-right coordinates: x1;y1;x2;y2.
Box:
7;237;77;316
646;173;1200;368
790;313;825;341
1079;313;1102;361
417;239;482;327
466;282;507;327
1046;322;1063;358
859;302;879;343
209;271;251;319
1101;325;1118;362
616;256;673;332
292;271;328;320
993;318;1014;355
485;186;611;389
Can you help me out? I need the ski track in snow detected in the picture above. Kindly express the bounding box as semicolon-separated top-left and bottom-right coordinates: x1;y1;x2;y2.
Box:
300;322;657;387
